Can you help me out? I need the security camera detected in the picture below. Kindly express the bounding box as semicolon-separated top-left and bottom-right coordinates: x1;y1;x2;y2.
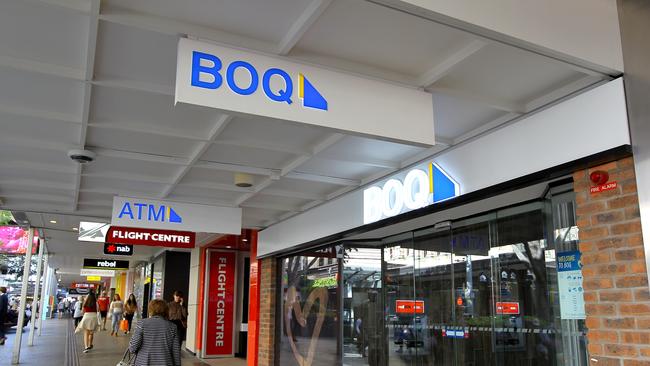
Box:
67;149;96;164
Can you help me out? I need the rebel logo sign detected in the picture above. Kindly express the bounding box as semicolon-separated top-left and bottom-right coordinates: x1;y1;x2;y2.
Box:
83;258;129;270
103;243;133;256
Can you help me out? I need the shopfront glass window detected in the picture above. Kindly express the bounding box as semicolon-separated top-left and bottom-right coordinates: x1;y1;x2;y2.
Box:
277;246;341;366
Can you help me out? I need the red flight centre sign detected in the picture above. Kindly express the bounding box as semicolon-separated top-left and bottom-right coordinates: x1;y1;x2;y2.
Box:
396;300;425;314
106;226;195;248
205;251;236;356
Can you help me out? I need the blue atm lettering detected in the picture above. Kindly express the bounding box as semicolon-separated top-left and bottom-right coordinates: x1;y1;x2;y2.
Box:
118;202;182;224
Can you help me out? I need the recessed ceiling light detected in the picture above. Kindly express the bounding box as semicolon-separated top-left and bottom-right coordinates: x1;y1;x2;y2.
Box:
72;227;78;231
49;220;57;224
242;238;248;242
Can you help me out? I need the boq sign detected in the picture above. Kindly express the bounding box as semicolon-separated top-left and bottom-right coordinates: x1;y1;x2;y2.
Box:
205;251;236;357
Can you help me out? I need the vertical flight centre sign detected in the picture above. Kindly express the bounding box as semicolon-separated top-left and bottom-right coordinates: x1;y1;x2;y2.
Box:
175;38;435;146
112;196;242;234
205;251;236;357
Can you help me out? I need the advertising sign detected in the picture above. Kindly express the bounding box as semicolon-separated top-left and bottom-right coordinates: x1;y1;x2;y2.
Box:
72;283;97;289
78;221;110;243
80;268;115;277
364;162;460;224
83;258;129;270
204;251;236;357
112;196;241;234
176;38;435;146
106;226;195;248
86;276;101;282
0;226;39;254
103;243;133;256
495;302;520;315
396;300;425;314
557;250;586;319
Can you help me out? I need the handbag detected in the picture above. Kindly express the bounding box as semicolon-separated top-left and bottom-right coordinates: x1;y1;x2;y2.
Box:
120;319;129;332
116;349;135;366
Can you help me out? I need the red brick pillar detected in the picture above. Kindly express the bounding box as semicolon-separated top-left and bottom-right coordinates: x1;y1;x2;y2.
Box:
258;257;277;366
574;156;650;365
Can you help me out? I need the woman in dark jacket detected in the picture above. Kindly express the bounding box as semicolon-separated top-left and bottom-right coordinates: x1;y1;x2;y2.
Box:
128;299;181;366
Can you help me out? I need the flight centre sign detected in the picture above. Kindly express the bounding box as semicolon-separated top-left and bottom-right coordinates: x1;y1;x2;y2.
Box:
175;38;435;146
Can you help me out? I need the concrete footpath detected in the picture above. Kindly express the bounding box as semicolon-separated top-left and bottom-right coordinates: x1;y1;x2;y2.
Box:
1;318;246;366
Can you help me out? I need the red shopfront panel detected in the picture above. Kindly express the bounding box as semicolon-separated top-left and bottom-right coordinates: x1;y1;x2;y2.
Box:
205;251;237;357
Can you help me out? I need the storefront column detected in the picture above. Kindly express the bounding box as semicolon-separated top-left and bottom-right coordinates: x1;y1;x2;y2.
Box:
574;157;650;363
186;245;202;354
258;257;277;366
247;231;260;366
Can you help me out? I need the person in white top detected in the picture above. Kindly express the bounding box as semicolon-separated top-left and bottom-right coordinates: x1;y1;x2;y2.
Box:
73;296;84;327
109;294;124;337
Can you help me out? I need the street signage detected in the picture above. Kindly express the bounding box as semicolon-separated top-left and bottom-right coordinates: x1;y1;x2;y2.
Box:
396;300;425;314
175;38;435;146
80;268;115;277
83;258;129;270
78;221;109;243
495;302;520;315
364;162;459;224
86;276;101;282
205;251;236;357
111;196;241;234
106;226;195;248
103;243;133;256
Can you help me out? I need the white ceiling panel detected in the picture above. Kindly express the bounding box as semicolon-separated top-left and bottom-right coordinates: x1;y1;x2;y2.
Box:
297;157;385;180
180;167;267;186
168;185;239;203
82;154;180;180
86;126;199;158
0;67;84;117
293;0;475;77
90;86;221;138
265;177;339;197
243;194;310;212
80;176;167;197
435;43;589;104
433;93;508;141
0;113;81;146
0;1;88;69
200;144;297;170
95;21;177;87
104;0;313;44
318;136;425;164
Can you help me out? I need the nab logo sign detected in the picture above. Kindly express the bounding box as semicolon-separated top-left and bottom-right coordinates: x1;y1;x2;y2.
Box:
191;51;328;111
118;202;182;224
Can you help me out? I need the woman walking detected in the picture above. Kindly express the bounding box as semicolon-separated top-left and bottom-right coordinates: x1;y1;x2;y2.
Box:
76;292;100;353
109;293;124;336
124;294;138;334
168;291;187;346
73;296;84;327
128;299;181;366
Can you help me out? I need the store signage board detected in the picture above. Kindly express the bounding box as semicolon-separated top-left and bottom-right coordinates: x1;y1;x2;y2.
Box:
175;38;435;146
103;243;133;256
112;196;241;234
78;221;110;243
83;258;129;271
495;302;520;315
204;251;236;357
86;276;101;282
590;181;617;194
396;300;425;314
73;283;96;289
106;226;195;248
363;162;460;224
80;268;115;277
557;251;586;319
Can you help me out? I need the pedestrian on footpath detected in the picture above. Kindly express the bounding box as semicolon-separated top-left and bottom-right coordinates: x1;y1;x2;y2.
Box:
76;292;100;353
128;299;181;366
0;287;8;345
109;294;124;337
124;294;138;334
97;291;110;330
73;296;85;328
167;291;187;346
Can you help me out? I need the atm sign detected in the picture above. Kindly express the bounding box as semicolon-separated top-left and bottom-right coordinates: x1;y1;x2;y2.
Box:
496;302;520;315
396;300;425;314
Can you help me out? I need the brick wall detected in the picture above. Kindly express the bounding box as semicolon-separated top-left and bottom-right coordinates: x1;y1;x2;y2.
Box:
574;156;650;365
258;257;277;366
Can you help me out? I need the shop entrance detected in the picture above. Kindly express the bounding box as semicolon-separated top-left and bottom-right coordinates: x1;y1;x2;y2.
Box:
341;187;588;366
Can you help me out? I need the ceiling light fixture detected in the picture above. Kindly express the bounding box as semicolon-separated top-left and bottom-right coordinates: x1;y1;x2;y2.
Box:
234;172;253;188
72;227;78;231
49;220;57;224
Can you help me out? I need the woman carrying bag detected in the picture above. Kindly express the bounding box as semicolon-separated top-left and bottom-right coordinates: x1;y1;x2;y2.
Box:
109;294;124;337
76;292;101;353
123;294;138;334
128;299;181;366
